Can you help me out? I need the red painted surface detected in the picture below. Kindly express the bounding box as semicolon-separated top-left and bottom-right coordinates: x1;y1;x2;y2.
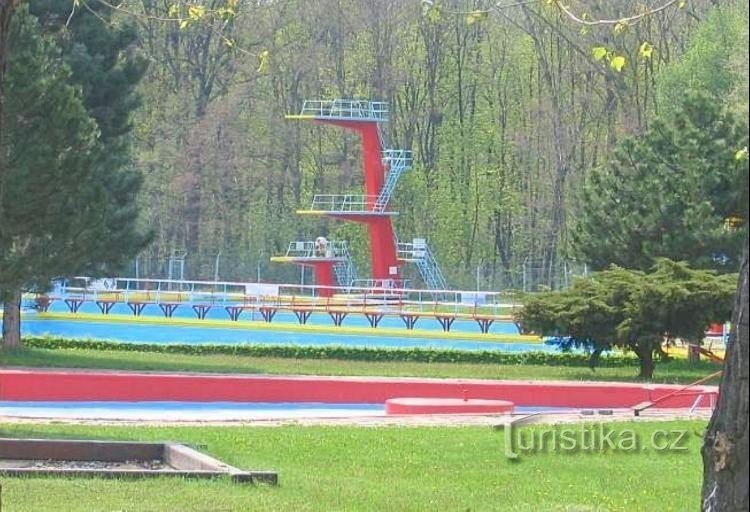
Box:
385;398;514;415
318;121;385;200
0;370;717;409
314;119;400;282
706;323;724;336
367;217;399;279
289;260;337;297
311;262;336;297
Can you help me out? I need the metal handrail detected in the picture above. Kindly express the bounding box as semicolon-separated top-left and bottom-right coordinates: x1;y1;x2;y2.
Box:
397;241;430;260
309;194;379;212
350;278;410;291
284;240;349;259
633;370;722;416
299;99;389;121
43;277;519;313
382;149;413;168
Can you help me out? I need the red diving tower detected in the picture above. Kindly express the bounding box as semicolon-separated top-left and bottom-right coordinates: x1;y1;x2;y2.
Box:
270;238;355;297
274;99;447;294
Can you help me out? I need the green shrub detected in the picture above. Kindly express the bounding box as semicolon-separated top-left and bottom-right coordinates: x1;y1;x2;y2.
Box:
22;336;639;367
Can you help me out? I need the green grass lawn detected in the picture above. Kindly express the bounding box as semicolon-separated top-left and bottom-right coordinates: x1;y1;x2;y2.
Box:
0;421;707;512
0;346;721;384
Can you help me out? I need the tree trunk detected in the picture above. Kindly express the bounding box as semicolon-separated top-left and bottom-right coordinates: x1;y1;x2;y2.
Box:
1;289;22;349
634;344;655;380
701;240;749;511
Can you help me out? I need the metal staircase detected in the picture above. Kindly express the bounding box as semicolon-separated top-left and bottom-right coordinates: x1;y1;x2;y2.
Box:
333;244;357;286
303;150;411;214
397;238;447;291
278;240;357;287
375;150;412;212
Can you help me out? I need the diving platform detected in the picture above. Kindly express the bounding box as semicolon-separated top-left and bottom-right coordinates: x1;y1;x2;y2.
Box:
271;240;356;293
298;148;412;216
297;194;398;216
283;97;447;288
271;240;350;262
285;99;389;122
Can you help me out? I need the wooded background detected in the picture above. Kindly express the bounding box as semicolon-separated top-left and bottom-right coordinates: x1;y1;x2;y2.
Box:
121;0;748;290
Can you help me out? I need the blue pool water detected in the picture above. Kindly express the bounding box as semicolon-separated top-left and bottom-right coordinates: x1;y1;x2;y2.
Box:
0;401;576;421
22;317;554;352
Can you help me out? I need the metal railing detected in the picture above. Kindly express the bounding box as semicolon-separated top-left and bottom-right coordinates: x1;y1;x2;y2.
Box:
374;149;412;212
56;277;251;301
397;239;448;291
40;277;521;314
283;240;349;259
397;241;422;261
382;149;413;167
632;371;722;416
350;278;410;291
276;240;356;286
299;99;389;122
332;244;357;286
308;194;380;213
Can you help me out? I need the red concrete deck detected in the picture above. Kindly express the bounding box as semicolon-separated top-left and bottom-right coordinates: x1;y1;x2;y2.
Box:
0;369;716;409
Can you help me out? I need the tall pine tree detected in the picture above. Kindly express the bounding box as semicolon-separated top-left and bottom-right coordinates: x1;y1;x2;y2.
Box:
0;6;150;347
572;92;748;272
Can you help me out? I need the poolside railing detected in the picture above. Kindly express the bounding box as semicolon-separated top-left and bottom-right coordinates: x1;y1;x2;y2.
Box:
40;277;523;316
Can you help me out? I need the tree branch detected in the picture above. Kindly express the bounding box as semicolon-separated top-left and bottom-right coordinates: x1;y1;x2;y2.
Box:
553;0;681;27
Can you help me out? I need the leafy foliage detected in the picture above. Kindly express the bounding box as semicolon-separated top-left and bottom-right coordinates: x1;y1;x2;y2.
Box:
572;91;748;272
657;4;749;114
0;6;150;346
116;0;748;291
516;259;736;378
2;1;747;294
22;336;640;367
0;7;100;297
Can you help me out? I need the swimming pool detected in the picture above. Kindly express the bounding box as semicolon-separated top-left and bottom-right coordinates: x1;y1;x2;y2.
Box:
22;314;550;352
0;370;715;421
0;401;574;421
37;300;519;335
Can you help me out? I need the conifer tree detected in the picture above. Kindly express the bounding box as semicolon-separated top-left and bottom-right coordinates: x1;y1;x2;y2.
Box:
0;7;150;347
516;259;736;379
573;92;748;272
